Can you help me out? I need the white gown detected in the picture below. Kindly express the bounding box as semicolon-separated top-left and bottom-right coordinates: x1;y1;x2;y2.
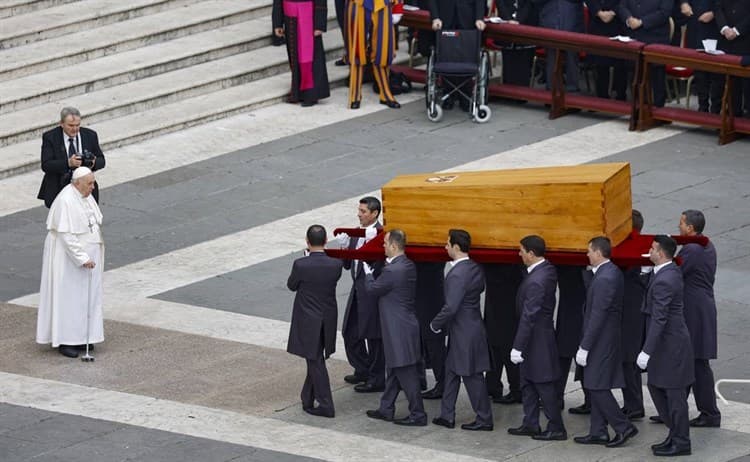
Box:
36;185;105;347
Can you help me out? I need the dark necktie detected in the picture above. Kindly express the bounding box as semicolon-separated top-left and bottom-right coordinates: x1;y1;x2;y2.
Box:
68;137;77;157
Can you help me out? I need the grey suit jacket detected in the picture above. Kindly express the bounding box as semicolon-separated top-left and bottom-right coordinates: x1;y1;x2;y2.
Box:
513;260;560;383
364;255;422;368
431;259;491;376
287;252;343;359
641;263;695;389
580;261;625;390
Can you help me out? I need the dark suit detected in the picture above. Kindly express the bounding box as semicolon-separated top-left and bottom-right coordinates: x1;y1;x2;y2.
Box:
580;261;631;436
415;262;447;392
365;255;426;421
621;266;648;414
587;0;628;99
534;0;584;92
38;126;105;208
514;260;564;432
716;0;750;114
679;240;721;422
483;264;523;398
682;0;722;112
428;0;484;28
554;265;586;408
287;251;344;413
431;259;493;425
618;0;672;106
342;224;385;387
642;263;694;450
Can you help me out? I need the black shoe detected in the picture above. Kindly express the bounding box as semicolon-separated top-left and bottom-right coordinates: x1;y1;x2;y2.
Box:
606;426;638;448
532;430;568;441
393;416;427;426
75;344;94;351
653;443;691;457
421;387;443;400
494;392;522;404
507;425;541;436
58;345;79;358
650;415;664;424
304;407;335;418
301;99;318;107
366;409;393;421
568;403;591;415
432;417;455;429
689;415;721;427
380;100;401;109
574;434;610;445
354;383;385;393
334;58;348;66
350;101;360;109
461;421;493;431
622;408;645;420
344;374;367;384
651;437;672;450
420;380;427;391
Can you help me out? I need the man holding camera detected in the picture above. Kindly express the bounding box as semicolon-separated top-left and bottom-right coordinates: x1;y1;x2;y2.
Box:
38;107;105;208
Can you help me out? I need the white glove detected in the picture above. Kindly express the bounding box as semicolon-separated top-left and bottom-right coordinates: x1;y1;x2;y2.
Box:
335;232;350;248
637;351;650;370
575;348;588;367
364;226;377;242
392;13;402;24
362;261;374;275
510;348;524;364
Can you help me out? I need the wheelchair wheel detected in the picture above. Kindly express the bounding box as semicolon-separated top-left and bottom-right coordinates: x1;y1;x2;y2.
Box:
474;104;491;123
427;104;443;122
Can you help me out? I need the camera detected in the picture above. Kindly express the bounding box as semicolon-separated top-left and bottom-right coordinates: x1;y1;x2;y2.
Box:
81;149;95;166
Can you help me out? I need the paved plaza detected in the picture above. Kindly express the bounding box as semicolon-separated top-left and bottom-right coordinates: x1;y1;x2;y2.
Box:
2;87;750;461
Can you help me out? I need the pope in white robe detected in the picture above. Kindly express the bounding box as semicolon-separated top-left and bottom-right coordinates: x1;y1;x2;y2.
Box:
36;167;105;358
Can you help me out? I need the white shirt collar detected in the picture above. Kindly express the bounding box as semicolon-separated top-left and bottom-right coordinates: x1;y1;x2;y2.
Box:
592;259;610;274
450;256;469;268
527;258;545;273
386;255;397;264
653;261;672;274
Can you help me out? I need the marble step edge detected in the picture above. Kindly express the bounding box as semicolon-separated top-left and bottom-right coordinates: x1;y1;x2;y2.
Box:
0;18;341;147
0;21;274;115
0;0;202;49
0;44;363;179
0;0;273;82
0;0;79;19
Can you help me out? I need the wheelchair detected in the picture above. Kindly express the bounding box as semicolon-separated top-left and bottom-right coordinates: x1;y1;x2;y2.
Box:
425;28;491;123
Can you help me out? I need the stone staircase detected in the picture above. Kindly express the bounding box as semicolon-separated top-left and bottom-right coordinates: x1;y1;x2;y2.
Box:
0;0;372;179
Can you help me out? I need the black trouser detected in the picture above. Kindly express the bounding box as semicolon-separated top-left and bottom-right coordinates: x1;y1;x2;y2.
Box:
556;356;573;408
486;344;520;397
689;359;721;421
594;63;627;100
621;361;644;413
301;357;334;413
650;64;666;108
588;389;631;436
694;71;723;113
648;384;691;449
501;46;535;87
418;335;446;391
343;301;385;387
334;0;348;60
521;376;565;432
379;364;427;421
440;369;493;425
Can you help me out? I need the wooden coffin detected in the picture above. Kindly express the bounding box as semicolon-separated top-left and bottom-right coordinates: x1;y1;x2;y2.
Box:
381;163;632;252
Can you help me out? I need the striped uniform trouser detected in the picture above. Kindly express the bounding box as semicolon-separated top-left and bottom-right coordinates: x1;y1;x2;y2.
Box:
346;1;396;104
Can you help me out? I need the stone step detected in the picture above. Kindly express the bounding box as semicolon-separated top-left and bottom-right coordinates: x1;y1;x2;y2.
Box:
0;0;200;49
0;17;341;148
0;20;272;114
0;36;415;179
0;0;78;19
0;0;272;82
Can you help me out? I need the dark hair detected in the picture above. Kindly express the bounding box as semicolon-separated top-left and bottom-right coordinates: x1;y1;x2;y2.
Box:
632;209;644;232
653;234;677;259
520;235;546;257
359;196;381;218
449;229;471;253
682;209;705;234
387;229;407;251
588;236;612;258
306;224;327;247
